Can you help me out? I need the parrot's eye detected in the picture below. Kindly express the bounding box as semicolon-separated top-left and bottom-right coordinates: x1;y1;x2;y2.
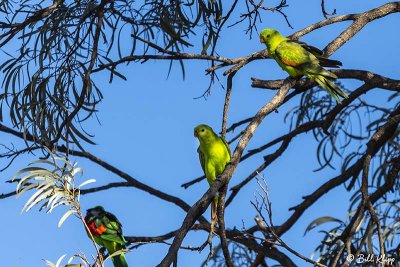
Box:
201;129;205;132
266;34;270;38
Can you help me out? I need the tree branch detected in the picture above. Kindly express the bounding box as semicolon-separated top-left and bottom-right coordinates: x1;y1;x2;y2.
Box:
158;77;296;266
276;105;400;236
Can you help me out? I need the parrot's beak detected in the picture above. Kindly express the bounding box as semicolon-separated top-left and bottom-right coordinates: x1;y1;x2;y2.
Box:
194;130;198;137
260;37;264;43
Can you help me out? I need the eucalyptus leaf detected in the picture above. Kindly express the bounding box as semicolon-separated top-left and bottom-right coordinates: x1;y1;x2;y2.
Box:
58;210;76;228
305;216;343;235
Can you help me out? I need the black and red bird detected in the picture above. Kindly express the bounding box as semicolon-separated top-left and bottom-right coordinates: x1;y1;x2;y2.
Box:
85;206;128;267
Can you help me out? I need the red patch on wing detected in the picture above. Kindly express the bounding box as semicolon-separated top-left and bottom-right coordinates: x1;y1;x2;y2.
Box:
88;221;107;236
281;58;301;67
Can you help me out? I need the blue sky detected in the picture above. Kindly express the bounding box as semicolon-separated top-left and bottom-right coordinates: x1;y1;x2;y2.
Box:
1;1;399;266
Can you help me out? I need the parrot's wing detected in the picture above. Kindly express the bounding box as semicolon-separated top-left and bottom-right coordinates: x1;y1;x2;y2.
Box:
104;211;123;229
100;213;126;245
197;146;206;174
101;230;126;245
288;40;342;68
220;137;231;157
288;40;324;56
275;41;311;67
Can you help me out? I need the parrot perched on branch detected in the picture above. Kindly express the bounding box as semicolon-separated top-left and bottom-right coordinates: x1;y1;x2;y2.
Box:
85;206;128;267
259;28;348;103
194;124;231;227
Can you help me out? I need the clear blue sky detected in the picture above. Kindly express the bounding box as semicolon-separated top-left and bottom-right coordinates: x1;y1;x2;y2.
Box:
1;1;399;266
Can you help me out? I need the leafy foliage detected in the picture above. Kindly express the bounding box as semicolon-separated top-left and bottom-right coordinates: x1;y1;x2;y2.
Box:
287;85;400;184
287;85;400;265
13;152;95;224
0;0;233;149
306;201;400;266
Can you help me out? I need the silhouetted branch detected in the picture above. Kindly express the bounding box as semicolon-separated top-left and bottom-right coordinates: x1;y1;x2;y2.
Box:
221;73;235;139
217;185;233;267
321;0;337;18
252;69;400;91
0;0;65;47
277;105;400;236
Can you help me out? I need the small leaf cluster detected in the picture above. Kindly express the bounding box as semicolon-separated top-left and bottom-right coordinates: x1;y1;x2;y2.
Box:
13;152;95;226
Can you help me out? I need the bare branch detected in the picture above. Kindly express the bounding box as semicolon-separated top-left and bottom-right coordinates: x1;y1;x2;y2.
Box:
277;105;400;236
221;73;234;139
216;185;233;267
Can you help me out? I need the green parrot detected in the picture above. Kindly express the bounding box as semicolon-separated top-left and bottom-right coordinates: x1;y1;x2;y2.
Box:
85;206;128;267
194;124;231;226
259;28;348;103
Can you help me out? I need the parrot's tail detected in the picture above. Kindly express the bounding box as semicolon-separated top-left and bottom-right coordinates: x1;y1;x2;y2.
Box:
308;71;348;103
211;197;218;226
112;253;128;267
317;57;342;68
105;242;129;267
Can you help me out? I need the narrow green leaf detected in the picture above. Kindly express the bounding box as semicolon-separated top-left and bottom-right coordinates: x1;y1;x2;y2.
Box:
55;254;67;267
77;179;96;189
58;210;76;228
304;216;343;235
44;259;56;267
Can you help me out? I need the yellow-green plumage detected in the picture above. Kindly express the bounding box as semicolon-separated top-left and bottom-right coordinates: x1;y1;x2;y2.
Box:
194;124;230;224
260;28;348;103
